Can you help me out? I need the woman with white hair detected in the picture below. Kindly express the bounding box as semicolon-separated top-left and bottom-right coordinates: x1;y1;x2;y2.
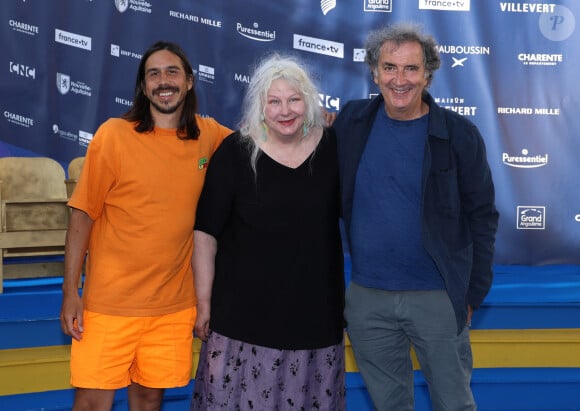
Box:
190;53;345;410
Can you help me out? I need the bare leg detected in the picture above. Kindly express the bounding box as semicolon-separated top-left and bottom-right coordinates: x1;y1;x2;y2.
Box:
128;382;165;411
72;388;115;411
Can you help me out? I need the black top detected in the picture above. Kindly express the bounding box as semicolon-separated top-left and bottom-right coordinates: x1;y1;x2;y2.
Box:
195;129;344;350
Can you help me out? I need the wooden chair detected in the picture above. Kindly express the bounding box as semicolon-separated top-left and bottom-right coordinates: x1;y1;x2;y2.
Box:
0;157;69;292
65;156;85;198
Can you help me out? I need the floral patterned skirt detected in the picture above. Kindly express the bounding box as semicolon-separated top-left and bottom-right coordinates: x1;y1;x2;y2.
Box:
190;331;345;410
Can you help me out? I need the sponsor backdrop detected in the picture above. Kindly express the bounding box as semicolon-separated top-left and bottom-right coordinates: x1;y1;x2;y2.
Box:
1;0;579;265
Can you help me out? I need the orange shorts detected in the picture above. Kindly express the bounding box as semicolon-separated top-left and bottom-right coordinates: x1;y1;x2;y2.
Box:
70;307;196;389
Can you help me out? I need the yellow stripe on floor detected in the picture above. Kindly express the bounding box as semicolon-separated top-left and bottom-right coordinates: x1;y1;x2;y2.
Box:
2;329;580;396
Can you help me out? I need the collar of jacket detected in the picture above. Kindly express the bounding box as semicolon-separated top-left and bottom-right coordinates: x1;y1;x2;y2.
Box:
357;92;450;142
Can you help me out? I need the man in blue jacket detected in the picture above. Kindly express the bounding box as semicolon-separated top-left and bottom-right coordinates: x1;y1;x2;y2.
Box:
334;23;499;411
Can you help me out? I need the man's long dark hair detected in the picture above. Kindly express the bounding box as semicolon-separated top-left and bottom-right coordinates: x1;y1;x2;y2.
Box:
122;41;200;140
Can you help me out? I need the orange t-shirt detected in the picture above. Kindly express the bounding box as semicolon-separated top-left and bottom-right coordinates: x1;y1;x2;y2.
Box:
68;116;231;316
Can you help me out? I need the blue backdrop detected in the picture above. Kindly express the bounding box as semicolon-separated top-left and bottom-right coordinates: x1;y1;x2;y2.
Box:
1;0;579;265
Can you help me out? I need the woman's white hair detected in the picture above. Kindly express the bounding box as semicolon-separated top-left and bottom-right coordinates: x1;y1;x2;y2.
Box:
239;53;324;174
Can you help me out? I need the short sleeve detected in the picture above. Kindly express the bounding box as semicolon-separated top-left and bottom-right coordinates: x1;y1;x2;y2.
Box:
68;120;118;220
194;133;240;237
195;114;233;153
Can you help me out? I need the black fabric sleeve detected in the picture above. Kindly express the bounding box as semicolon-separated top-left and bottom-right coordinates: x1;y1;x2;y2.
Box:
194;132;239;237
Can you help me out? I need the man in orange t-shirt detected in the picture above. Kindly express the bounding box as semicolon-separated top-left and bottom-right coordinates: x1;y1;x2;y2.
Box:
60;41;231;410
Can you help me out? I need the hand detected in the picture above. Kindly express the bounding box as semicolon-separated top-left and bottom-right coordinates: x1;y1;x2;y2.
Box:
195;301;211;341
467;305;473;327
60;292;84;341
322;109;337;127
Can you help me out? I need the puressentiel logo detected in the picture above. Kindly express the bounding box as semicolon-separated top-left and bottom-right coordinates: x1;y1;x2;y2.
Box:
293;34;344;59
236;22;276;42
55;29;92;51
502;149;548;168
517;206;546;230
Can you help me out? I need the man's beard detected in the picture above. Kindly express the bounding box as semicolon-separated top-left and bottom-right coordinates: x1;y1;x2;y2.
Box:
150;99;181;114
150;86;184;114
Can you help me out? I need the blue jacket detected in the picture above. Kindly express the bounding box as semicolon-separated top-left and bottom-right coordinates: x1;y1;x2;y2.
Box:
334;93;499;333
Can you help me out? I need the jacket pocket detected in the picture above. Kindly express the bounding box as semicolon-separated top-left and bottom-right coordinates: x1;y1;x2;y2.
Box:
429;168;460;218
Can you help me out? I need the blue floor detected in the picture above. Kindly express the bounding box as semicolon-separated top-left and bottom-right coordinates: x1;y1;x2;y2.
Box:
2;264;580;410
3;264;580;349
